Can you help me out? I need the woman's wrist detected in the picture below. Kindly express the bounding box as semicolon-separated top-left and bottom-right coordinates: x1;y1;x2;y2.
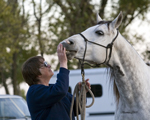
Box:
60;63;68;69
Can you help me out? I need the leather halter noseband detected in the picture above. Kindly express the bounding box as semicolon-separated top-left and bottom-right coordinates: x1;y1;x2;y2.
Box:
78;30;119;70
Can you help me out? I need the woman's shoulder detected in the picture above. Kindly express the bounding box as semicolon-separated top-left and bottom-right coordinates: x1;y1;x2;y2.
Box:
27;84;54;100
27;84;52;95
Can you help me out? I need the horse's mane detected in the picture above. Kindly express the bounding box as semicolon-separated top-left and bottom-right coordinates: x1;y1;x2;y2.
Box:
108;63;150;106
106;67;120;105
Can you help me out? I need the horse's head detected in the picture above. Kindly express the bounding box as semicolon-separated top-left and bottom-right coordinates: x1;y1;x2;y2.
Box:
61;12;123;65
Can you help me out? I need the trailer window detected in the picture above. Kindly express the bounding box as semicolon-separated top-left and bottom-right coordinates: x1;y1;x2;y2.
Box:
87;84;102;97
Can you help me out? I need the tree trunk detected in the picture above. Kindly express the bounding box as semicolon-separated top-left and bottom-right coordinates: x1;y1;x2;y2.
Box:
12;52;19;95
1;69;10;94
99;0;108;18
38;19;44;57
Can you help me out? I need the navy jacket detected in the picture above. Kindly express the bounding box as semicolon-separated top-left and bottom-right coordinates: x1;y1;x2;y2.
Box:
26;68;76;120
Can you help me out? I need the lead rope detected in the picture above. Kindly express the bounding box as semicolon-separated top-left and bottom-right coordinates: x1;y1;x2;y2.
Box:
70;63;95;120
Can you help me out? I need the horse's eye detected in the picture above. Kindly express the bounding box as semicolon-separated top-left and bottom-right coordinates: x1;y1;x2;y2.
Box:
95;30;104;35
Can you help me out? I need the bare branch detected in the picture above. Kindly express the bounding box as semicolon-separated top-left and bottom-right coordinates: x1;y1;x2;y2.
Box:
124;6;148;28
32;0;39;21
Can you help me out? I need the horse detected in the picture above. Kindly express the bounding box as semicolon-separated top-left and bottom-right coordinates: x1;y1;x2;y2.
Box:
60;12;150;120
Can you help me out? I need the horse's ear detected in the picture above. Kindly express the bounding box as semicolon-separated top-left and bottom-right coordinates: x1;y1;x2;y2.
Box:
96;12;102;23
111;11;123;29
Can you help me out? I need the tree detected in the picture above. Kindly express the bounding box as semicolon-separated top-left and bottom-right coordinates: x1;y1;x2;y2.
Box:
99;0;108;18
31;0;54;57
110;0;150;61
7;0;31;95
110;0;150;33
0;0;15;94
0;0;37;95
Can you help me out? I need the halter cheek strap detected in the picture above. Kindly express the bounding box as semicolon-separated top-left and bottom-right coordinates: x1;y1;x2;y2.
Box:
78;30;119;71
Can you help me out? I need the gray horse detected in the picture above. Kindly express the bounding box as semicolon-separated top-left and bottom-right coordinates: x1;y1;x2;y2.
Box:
61;12;150;120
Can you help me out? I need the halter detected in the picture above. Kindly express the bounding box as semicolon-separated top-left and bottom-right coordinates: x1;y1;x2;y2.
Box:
78;30;119;74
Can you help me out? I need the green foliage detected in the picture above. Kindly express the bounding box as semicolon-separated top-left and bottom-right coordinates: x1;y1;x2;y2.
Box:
111;0;150;33
118;0;149;12
17;47;38;84
20;89;26;100
0;0;37;95
0;1;13;70
110;0;150;60
142;45;150;62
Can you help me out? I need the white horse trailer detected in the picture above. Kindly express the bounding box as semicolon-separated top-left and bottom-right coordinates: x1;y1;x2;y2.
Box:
50;68;115;120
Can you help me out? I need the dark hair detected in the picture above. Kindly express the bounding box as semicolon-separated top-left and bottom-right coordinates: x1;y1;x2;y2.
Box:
22;56;44;86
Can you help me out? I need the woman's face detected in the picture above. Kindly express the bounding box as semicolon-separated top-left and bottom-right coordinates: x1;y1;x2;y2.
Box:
39;60;54;82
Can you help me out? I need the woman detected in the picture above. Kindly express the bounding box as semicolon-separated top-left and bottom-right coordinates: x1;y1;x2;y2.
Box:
22;44;90;120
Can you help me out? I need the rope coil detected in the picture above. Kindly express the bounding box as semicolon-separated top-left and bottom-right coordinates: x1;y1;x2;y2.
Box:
70;72;95;120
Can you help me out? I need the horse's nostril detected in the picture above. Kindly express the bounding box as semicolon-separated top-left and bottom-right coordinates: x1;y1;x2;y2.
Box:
69;40;74;45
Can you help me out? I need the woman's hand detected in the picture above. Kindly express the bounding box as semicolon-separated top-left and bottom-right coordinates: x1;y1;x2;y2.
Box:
57;44;68;69
78;79;91;92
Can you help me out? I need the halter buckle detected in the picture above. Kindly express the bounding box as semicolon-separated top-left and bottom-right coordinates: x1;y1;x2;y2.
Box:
107;43;113;48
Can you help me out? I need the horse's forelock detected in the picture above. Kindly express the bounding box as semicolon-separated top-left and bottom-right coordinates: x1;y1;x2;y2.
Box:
97;21;112;25
97;21;112;31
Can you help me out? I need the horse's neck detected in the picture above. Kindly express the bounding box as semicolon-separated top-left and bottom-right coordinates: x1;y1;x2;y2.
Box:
111;34;147;75
110;33;150;110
